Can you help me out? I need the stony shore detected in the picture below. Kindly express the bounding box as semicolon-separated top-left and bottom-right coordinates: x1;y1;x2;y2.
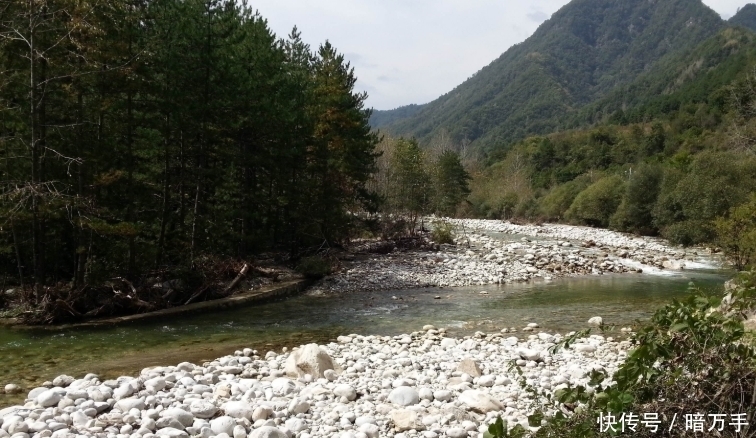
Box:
315;219;717;293
1;325;627;438
0;219;720;438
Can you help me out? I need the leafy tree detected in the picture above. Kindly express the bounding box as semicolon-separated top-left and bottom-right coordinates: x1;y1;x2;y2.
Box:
565;175;625;227
390;138;431;234
610;164;663;234
0;0;380;309
715;195;756;271
539;176;592;221
308;41;380;243
432;150;470;216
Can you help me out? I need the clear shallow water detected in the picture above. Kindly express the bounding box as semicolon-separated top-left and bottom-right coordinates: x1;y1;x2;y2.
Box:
0;268;728;407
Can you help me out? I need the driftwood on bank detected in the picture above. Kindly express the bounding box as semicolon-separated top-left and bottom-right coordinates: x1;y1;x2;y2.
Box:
18;259;289;325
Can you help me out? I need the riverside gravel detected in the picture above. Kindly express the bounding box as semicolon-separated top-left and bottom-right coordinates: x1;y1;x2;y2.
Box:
1;219;717;438
0;328;628;438
315;219;715;293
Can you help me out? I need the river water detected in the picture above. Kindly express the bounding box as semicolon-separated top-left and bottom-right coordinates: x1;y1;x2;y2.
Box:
0;264;727;407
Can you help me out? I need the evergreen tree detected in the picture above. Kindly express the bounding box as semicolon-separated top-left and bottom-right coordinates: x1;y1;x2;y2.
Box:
390;138;431;234
432;150;470;217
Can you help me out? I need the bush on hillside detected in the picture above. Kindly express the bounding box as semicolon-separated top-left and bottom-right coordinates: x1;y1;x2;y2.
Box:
654;152;756;244
565;175;625;227
661;219;715;246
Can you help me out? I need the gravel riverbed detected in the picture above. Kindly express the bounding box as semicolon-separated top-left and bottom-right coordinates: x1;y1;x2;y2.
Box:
315;219;717;293
1;326;627;438
0;220;718;438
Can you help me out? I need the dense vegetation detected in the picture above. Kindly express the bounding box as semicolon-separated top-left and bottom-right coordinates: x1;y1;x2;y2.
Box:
371;0;724;156
369;103;425;129
729;3;756;31
368;136;470;235
0;1;378;297
486;273;756;437
466;24;756;254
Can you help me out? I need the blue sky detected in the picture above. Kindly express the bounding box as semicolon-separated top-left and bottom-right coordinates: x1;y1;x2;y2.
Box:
251;1;751;110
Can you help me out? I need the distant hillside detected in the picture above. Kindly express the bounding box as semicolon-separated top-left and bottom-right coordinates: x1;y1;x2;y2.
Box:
470;26;756;245
565;26;756;128
369;104;425;129
729;4;756;31
377;0;724;156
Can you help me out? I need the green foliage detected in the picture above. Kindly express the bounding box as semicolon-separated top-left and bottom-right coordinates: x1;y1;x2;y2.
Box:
565;176;625;227
729;4;756;32
432;150;471;217
295;256;333;279
483;417;527;438
654;151;756;244
431;221;455;245
389;138;432;233
610;164;663;234
369;104;425;128
377;0;724;156
715;195;756;271
0;1;378;293
539;176;591;221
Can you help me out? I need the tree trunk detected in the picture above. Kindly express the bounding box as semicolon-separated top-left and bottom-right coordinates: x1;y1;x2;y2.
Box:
156;114;171;267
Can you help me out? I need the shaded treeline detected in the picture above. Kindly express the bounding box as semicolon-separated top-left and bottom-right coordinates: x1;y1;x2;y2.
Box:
0;0;378;292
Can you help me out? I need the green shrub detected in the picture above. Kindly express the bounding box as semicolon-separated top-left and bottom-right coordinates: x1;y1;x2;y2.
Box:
431;221;456;244
716;195;756;271
539;176;591;221
654;152;756;244
565;175;625;227
295;256;333;279
661;219;714;246
499;280;756;438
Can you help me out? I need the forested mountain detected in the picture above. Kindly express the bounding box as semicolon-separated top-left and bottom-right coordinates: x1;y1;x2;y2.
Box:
373;0;724;155
729;4;756;31
562;26;756;130
369;104;425;129
468;19;756;250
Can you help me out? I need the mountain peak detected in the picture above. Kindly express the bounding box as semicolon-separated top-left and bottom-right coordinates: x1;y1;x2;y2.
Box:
373;0;724;155
730;4;756;32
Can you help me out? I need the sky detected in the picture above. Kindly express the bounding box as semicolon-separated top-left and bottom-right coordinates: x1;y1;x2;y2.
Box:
251;0;752;111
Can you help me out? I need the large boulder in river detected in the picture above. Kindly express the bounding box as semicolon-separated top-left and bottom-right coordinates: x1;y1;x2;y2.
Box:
284;343;335;379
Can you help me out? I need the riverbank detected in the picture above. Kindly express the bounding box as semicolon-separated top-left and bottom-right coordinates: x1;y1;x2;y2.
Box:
9;280;313;331
0;326;627;438
313;219;720;294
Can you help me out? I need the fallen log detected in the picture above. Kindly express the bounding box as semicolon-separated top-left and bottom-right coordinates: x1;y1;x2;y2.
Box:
221;263;249;296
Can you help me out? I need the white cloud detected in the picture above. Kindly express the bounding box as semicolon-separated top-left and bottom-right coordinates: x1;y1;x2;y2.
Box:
250;0;751;111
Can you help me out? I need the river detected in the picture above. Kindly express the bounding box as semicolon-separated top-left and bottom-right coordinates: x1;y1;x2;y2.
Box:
0;265;728;407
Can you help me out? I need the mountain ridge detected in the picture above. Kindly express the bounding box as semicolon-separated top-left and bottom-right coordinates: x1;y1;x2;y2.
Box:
371;0;725;155
729;3;756;31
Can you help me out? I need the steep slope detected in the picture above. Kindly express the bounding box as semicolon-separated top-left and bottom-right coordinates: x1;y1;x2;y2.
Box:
568;26;756;127
729;4;756;31
370;104;425;129
376;0;723;155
